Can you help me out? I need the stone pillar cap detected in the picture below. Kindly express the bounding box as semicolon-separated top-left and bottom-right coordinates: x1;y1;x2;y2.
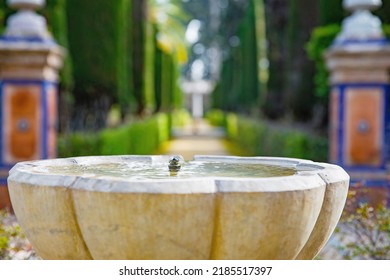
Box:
7;0;45;10
343;0;382;11
5;10;51;39
7;0;44;10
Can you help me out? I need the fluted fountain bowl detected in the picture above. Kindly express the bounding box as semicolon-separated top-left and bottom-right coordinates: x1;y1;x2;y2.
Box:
7;155;349;260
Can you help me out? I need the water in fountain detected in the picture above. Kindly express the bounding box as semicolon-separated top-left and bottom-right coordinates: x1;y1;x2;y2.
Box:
35;160;296;180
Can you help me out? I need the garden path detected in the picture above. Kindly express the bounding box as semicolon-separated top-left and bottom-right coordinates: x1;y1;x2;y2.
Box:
163;119;230;161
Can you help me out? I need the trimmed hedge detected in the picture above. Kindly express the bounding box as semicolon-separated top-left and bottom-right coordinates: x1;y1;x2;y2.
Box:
58;113;169;157
225;113;328;162
205;109;226;127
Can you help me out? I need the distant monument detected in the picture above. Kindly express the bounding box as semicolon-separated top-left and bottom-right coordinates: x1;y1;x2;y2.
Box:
180;59;215;134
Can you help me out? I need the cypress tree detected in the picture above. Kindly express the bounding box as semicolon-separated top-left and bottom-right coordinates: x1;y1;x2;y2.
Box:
66;0;131;130
44;0;73;132
237;0;259;112
263;0;319;121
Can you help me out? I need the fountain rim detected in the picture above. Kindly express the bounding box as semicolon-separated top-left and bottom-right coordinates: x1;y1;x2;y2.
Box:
7;155;349;194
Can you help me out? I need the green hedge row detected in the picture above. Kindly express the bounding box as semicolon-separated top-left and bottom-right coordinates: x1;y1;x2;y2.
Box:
205;109;226;127
58;113;169;157
224;113;328;162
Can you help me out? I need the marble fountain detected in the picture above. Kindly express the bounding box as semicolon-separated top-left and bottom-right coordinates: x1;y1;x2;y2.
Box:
7;155;349;260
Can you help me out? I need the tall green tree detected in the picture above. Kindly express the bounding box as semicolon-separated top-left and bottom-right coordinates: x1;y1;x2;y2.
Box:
149;0;188;112
319;0;344;25
66;0;131;130
131;0;149;115
44;0;73;132
263;0;319;122
212;0;259;112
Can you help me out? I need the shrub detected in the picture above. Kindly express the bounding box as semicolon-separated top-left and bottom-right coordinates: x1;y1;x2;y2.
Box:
205;109;226;127
225;113;238;142
129;119;159;155
0;211;35;260
336;185;390;259
170;109;191;128
306;24;341;99
155;113;170;143
100;126;132;155
225;113;328;161
58;132;101;158
58;113;170;157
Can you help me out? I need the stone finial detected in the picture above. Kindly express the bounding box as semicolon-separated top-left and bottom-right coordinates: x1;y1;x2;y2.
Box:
334;0;385;45
5;0;51;39
343;0;382;10
7;0;45;10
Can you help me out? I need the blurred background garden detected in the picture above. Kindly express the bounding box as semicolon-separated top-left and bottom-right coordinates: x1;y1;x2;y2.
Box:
1;0;390;260
3;0;389;160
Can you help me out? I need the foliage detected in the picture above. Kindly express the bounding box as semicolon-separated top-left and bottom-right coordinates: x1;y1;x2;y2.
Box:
205;109;226;127
224;112;328;161
318;0;345;25
212;0;260;112
66;0;132;128
225;113;238;141
154;48;183;112
0;211;35;260
306;24;390;100
58;132;101;158
336;186;390;260
305;24;340;99
170;108;191;128
149;0;188;64
44;0;73;90
58;113;170;157
128;118;161;154
100;126;132;155
263;0;318;121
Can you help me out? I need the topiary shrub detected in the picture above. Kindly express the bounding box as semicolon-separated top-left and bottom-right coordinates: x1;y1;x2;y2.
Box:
100;126;132;155
225;114;328;162
58;113;170;157
205;109;226;127
129;119;159;155
170;109;191;128
225;113;238;142
58;132;101;158
155;113;170;143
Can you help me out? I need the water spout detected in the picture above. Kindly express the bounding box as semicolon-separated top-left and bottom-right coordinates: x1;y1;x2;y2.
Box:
168;155;183;176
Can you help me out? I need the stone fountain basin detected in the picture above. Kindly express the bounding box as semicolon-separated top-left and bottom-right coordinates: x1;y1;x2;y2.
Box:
7;155;349;260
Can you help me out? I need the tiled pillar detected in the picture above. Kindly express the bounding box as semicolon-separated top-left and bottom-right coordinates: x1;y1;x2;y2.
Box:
0;0;64;210
326;0;390;206
327;48;390;189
